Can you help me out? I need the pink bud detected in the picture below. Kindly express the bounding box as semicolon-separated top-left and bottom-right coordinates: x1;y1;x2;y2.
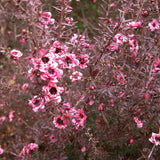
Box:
129;139;134;144
20;39;25;44
81;146;86;152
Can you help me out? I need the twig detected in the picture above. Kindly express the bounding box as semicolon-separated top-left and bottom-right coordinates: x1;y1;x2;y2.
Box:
101;111;109;128
147;144;156;160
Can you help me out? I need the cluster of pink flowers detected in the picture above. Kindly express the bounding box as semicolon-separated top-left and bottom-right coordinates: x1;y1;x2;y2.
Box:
28;37;89;109
128;21;142;29
70;34;90;48
19;143;39;157
113;72;127;85
113;33;128;45
39;11;55;27
128;35;139;57
134;117;143;128
53;103;87;130
149;132;160;146
108;33;139;57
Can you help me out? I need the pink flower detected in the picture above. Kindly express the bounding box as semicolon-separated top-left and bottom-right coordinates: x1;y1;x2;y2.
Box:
65;17;73;24
144;93;150;99
40;62;63;81
19;38;26;44
149;132;160;146
53;115;69;129
50;134;58;143
0;116;6;125
128;21;142;28
0;145;3;155
89;100;94;106
61;103;76;118
81;146;86;152
129;139;134;144
110;3;116;7
77;54;89;68
42;83;64;103
148;19;159;31
70;34;86;44
128;36;139;57
49;41;68;55
107;42;119;51
114;33;128;45
19;143;38;157
72;108;87;129
39;12;55;26
9;111;15;122
10;49;23;59
153;60;160;72
70;71;83;82
59;53;79;69
98;103;104;111
29;96;45;112
22;83;29;93
32;56;51;70
134;117;143;128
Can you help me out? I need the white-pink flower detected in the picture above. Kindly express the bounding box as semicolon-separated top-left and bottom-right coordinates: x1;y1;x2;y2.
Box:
53;115;69;129
149;132;160;146
0;145;3;155
11;49;23;59
0;116;6;125
153;60;160;73
114;33;128;45
22;83;29;93
19;143;38;157
28;96;45;112
148;19;159;31
49;41;68;55
81;146;86;152
39;12;55;26
9;111;15;122
70;71;83;82
128;21;142;28
59;53;79;69
134;116;143;128
42;83;64;103
77;54;89;69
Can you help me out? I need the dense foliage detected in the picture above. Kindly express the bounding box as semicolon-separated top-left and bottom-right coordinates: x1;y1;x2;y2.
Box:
0;0;160;159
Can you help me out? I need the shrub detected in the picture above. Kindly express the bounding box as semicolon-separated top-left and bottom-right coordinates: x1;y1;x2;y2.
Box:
0;0;159;159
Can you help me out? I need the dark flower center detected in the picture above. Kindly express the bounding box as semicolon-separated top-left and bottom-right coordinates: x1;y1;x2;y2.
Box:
79;113;84;118
48;68;54;74
49;87;57;95
156;64;160;69
155;136;160;142
42;17;49;22
57;118;64;125
80;58;86;64
41;57;49;63
77;57;85;64
65;57;72;65
55;48;62;53
152;23;156;27
34;99;40;106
